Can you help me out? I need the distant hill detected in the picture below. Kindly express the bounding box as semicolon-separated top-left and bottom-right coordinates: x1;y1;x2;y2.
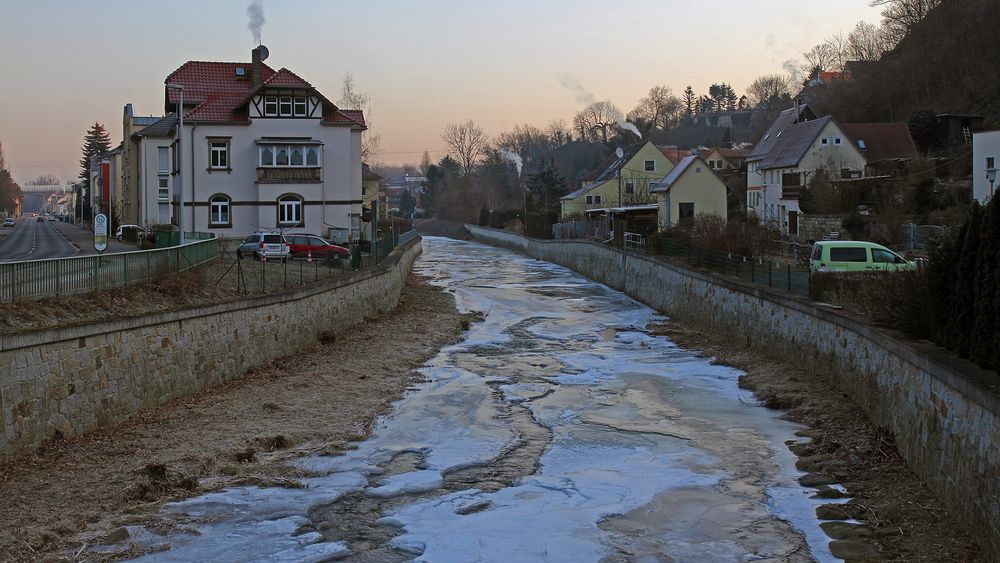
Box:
811;0;1000;128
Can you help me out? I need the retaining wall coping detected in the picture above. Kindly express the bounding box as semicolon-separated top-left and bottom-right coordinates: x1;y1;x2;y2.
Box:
0;238;420;354
467;225;1000;416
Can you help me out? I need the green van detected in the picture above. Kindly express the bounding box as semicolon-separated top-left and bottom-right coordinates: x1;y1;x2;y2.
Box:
809;241;915;272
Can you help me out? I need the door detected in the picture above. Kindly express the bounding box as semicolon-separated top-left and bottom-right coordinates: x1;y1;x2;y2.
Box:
788;211;798;237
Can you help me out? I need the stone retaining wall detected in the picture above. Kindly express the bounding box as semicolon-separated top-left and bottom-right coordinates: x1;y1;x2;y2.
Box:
0;239;422;465
467;225;1000;558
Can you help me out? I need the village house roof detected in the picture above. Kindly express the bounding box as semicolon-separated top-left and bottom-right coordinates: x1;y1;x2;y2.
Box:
651;155;722;192
840;123;920;162
658;146;695;165
132;113;177;138
162;59;366;129
747;104;816;162
757;116;836;170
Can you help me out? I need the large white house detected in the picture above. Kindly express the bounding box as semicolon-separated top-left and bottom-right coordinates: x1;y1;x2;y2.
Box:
746;106;866;236
131;47;366;239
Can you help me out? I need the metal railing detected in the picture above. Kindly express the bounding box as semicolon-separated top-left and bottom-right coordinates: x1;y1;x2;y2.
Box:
0;237;219;302
657;238;812;297
623;232;646;251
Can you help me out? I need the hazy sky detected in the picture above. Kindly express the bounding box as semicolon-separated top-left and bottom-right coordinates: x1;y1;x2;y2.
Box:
0;0;882;182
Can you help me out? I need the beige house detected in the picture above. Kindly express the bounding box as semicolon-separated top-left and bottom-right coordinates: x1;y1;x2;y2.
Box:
560;141;675;217
651;155;728;228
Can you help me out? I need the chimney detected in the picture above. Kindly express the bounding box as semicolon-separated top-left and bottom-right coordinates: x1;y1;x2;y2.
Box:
794;98;800;124
251;47;263;89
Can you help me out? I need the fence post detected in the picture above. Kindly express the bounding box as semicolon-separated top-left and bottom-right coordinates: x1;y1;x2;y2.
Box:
123;253;128;286
787;264;791;291
768;260;772;287
56;259;61;296
751;261;755;283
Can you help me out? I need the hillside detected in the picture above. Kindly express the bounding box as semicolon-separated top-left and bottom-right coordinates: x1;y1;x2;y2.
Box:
812;0;1000;128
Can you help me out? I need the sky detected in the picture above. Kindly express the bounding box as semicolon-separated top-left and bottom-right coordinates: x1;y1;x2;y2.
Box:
0;0;883;183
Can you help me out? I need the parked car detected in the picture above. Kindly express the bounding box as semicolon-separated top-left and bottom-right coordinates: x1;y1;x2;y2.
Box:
2;218;14;227
810;241;915;272
284;234;350;258
115;224;144;240
237;232;290;261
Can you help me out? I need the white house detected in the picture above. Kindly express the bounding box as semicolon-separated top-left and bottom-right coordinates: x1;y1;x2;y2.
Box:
972;130;1000;203
746;107;866;236
132;46;366;240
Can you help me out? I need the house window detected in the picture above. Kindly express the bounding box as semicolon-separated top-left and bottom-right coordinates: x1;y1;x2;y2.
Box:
678;202;695;219
157;147;170;172
263;96;278;116
209;195;231;226
708;160;716;169
821;138;829;145
279;97;293;116
277;194;303;226
625;181;635;194
293;97;308;116
594;195;602;204
209;140;230;169
835;137;842;145
988;157;995;169
644;160;655;172
585;195;593;204
259;144;321;168
157;176;169;201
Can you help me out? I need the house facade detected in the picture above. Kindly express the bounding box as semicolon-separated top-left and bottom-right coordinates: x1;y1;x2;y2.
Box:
746;107;866;236
972;130;1000;203
560;142;675;217
128;47;366;240
651;155;728;228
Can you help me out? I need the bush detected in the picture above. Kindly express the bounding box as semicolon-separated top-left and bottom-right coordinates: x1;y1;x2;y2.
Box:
842;213;867;239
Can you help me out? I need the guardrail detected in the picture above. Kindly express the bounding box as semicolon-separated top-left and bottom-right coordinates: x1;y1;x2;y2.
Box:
0;237;219;302
658;238;812;297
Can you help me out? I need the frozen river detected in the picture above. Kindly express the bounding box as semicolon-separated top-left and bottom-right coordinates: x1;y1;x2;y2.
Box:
124;237;840;562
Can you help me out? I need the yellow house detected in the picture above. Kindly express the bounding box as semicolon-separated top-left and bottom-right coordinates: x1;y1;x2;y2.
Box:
651;155;728;228
560;141;675;218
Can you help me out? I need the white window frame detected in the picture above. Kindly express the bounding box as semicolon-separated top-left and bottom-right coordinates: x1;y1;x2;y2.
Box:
585;195;593;204
279;97;293;116
209;195;231;225
209;141;229;169
258;144;321;168
157;175;169;201
624;181;635;194
594;195;602;204
293;97;308;116
643;160;655;172
157;146;170;172
277;195;303;226
263;96;278;117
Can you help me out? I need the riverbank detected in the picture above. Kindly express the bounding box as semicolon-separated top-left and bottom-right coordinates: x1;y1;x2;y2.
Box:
0;274;471;560
655;322;983;561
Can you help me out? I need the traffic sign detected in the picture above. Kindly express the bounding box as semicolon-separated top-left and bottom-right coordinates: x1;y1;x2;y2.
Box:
94;213;108;253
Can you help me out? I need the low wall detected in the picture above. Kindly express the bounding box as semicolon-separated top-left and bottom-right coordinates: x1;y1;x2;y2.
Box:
0;239;423;465
467;225;1000;558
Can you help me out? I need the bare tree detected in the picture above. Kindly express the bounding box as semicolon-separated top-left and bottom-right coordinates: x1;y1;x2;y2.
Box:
627;86;683;135
495;124;551;174
846;21;893;61
545;119;572;146
872;0;940;44
442;120;488;177
745;74;793;109
27;174;62;185
803;43;838;72
339;74;382;161
572;100;622;143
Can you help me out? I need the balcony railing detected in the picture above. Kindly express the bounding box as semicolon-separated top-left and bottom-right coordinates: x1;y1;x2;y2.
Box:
257;167;322;184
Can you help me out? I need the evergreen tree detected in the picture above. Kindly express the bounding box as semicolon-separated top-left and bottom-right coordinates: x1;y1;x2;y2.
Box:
525;164;568;213
682;86;695;117
77;123;112;219
943;205;983;358
969;197;999;368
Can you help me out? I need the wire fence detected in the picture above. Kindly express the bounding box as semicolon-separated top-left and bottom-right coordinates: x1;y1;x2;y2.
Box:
212;229;418;295
0;237;219;302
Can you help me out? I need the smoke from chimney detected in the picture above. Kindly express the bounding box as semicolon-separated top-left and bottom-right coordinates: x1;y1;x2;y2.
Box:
247;0;265;45
499;150;523;177
617;118;642;140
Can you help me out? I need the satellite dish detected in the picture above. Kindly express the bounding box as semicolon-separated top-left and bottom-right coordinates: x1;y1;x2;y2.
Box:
258;45;269;61
615;147;624;159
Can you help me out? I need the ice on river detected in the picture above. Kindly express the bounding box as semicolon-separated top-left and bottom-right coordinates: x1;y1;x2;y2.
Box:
123;237;842;562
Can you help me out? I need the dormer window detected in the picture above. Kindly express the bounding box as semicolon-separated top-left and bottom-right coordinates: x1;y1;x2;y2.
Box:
279;97;293;116
294;97;307;116
264;96;278;116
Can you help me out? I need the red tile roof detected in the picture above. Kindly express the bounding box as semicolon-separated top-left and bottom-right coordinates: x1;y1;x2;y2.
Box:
166;61;276;122
658;146;693;165
840;123;920;162
323;109;367;128
263;67;311;88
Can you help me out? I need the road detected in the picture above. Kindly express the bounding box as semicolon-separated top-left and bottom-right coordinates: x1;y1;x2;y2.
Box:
119;238;840;562
0;218;78;262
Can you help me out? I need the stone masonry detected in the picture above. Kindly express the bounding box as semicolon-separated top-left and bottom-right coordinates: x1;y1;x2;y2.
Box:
0;240;422;465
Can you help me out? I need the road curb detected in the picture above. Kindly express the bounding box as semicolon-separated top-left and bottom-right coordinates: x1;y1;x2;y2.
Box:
49;222;83;256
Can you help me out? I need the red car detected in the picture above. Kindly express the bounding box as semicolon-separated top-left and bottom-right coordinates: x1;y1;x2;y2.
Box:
284;234;350;258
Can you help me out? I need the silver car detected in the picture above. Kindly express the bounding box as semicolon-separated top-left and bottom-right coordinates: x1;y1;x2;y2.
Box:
237;232;290;261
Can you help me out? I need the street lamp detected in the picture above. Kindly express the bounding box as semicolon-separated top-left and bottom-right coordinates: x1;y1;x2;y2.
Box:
165;83;185;245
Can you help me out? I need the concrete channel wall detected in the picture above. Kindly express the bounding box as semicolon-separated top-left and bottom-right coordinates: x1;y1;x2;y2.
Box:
467;225;1000;558
0;239;423;465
